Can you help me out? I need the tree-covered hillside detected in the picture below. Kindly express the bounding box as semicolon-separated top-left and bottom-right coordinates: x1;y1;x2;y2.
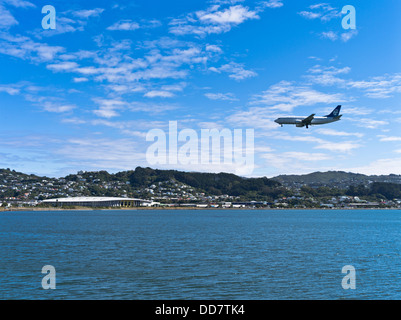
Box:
273;171;401;189
2;167;401;203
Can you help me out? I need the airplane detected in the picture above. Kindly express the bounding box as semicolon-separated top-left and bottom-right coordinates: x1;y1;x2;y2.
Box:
274;105;342;129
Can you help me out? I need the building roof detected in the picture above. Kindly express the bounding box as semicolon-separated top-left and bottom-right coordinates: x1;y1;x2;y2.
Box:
42;197;150;203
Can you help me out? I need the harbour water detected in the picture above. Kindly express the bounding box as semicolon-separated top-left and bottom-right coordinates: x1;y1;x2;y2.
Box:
1;209;401;299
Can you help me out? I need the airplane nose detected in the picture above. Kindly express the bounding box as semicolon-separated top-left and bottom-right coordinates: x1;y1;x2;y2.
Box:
274;119;278;123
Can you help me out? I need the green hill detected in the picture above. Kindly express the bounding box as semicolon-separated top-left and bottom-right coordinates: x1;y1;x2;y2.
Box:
272;171;401;189
2;167;401;202
78;167;286;200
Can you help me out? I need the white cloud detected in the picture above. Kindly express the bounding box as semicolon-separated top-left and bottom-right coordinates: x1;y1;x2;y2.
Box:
299;4;357;42
347;158;401;175
378;136;401;142
262;0;284;9
56;138;147;171
169;3;270;37
73;77;89;83
93;108;120;118
107;20;140;31
0;82;80;115
3;0;35;8
205;92;238;101
144;90;175;98
210;0;245;4
209;62;257;80
354;118;389;129
62;117;86;124
105;84;146;94
73;8;104;19
250;80;346;112
0;85;20;95
314;141;360;153
0;33;64;62
348;74;401;99
0;5;18;29
53;39;213;86
336;106;372;116
43;102;76;113
319;30;358;42
92;97;179;118
37;17;86;37
261;151;331;173
91;119;147;138
205;44;223;53
197;5;259;24
305;65;401;100
161;82;186;92
341;30;358;42
305;65;350;86
298;11;321;19
6;32;217;99
298;4;341;22
316;128;364;138
169;22;231;37
282;151;331;161
46;61;79;72
226;106;279;130
92;98;126;118
34;9;104;38
141;19;162;28
260;132;361;153
127;102;179;114
320;31;338;41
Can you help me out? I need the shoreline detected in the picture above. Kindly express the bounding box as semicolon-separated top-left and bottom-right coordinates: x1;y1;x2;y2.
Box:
1;206;400;212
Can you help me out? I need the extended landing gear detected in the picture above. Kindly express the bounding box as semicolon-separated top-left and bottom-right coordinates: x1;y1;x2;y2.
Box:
306;125;309;129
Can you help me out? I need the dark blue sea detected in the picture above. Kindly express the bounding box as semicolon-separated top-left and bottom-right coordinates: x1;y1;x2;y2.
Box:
1;209;401;300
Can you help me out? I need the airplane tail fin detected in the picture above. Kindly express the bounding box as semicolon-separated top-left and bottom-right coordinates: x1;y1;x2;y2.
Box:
325;105;341;118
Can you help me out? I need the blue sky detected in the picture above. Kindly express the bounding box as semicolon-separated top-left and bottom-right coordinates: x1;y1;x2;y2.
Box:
0;0;400;177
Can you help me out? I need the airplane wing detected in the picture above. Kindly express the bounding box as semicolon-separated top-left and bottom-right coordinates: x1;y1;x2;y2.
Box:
302;114;315;125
